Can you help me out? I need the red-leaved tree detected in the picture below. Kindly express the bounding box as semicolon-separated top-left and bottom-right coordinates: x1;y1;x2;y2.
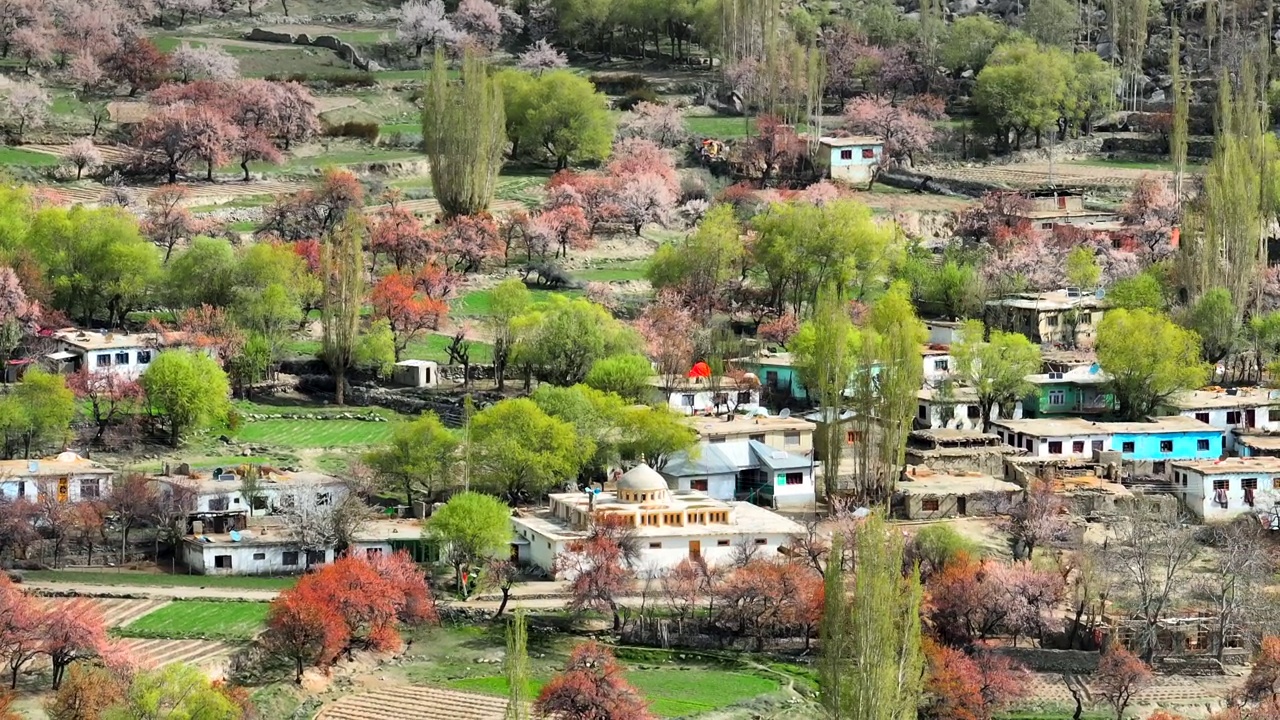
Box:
555;515;636;632
371;268;451;360
535;641;654;720
41;599;109;689
1091;644;1152;720
921;639;1029;720
0;576;42;690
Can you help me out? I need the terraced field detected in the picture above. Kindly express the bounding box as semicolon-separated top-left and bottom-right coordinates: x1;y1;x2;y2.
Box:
113;637;239;671
41;597;170;627
116;600;269;641
316;686;511;720
232;418;397;447
36;179;304;207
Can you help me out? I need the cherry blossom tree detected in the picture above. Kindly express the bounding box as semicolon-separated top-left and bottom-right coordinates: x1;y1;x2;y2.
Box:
67;53;104;95
369;201;431;271
546;171;620;236
171;43;239;81
536;642;653;720
11;26;54;74
141;185;205;263
62;138;102;180
104;36;170;96
397;0;457;57
0;576;42;690
67;369;143;443
1120;175;1180;259
531;205;591;259
737;115;805;187
133;105;201;183
437;214;501;273
618;101;687;147
843;94;939;164
758;312;799;348
635;291;698;395
452;0;503;50
614;173;675;235
232;129;282;181
555;515;636;631
3;82;49;142
921;639;1029;720
993;479;1071;559
1091;645;1152;720
956;191;1037;247
41;599;108;690
517;38;567;75
607;138;679;195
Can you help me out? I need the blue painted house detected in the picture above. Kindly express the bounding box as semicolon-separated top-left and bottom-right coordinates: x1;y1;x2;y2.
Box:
739;352;808;403
990;416;1223;476
816;136;884;185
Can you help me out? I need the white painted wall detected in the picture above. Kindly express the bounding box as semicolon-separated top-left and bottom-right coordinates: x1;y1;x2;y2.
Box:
183;541;333;575
665;389;761;416
993;429;1111;459
922;354;953;386
1178;407;1280;453
0;473;113;502
919;400;1023;431
668;474;737;502
1176;468;1280;521
193;483;350;516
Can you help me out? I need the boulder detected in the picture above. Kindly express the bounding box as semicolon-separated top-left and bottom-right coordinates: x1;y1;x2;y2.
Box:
245;28;297;44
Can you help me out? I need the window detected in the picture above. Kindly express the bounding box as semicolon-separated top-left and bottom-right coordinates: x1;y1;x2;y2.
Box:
1153;461;1166;475
717;539;730;547
749;433;765;443
365;548;383;558
137;350;152;364
1244;478;1259;489
847;430;862;444
209;497;229;511
1227;411;1242;425
1048;441;1063;455
933;359;949;371
691;479;708;491
709;435;725;444
861;147;874;159
114;351;129;365
252;552;266;560
1273;478;1280;490
737;390;753;405
785;472;804;485
315;492;332;506
96;353;111;367
16;481;23;498
1048;390;1066;406
251;495;267;510
1072;441;1085;453
922;498;940;512
784;431;800;446
1271;408;1280;422
79;479;99;499
839;149;853;160
214;555;232;569
1198;439;1210;451
1046;315;1059;327
1122;441;1135;452
305;550;326;566
754;538;767;545
681;394;695;407
1195;412;1210;424
649;542;662;549
1025;438;1033;451
1213;479;1229;490
1041;222;1054;230
918;405;927;420
765;371;778;387
1160;440;1174;453
1092;440;1104;453
967;405;981;419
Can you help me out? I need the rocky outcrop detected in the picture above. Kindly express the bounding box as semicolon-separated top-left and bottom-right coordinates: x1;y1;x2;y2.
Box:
243;28;384;72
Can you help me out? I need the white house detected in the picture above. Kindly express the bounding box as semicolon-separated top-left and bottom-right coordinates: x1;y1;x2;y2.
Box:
921;346;954;387
661;438;817;510
0;453;114;503
1172;457;1280;522
50;328;194;379
924;320;963;347
182;531;335;575
1168;388;1280;453
917;386;1023;431
652;377;761;416
511;465;803;578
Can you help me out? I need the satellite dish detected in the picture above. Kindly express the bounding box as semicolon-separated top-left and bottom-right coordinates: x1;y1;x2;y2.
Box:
1089;363;1100;374
779;408;791;419
229;530;242;542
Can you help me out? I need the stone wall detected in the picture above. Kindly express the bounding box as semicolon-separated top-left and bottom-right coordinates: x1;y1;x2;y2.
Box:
879;168;996;197
993;647;1100;673
1100;135;1214;158
905;448;1012;477
244;28;383;72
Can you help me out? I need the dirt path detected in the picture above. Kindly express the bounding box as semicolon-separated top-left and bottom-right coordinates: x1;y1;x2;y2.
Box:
23;580;282;602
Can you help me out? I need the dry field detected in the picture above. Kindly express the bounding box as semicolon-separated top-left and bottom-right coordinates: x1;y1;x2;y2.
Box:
316;686;511;720
924;161;1177;189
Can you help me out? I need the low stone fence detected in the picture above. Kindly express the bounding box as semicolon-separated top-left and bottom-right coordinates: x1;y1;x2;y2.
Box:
992;647;1100;673
244;28;382;72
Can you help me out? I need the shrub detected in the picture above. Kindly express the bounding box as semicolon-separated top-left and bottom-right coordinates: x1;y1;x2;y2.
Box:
324;121;380;141
265;72;377;88
588;73;652;95
615;88;659;111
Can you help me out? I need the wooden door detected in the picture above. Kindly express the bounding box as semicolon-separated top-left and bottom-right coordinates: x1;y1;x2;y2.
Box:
689;540;701;559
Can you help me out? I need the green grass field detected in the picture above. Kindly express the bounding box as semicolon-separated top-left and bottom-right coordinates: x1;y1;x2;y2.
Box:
575;260;648;282
452;288;581;317
686;115;755;138
117;601;270;641
447;669;779;717
23;570;297;590
232;418;397;447
0;147;60;167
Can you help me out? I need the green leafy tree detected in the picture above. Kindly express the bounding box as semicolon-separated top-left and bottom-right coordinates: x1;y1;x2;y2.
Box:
940;15;1005;75
1182;288;1239;363
1247;312;1280;384
422;50;507;216
791;289;859;498
497;69;615;169
974;39;1071;149
355;318;396;378
1023;0;1078;49
530;384;617;482
427;490;512;594
647;204;746;304
1063;51;1118;136
140;349;231;446
1107;272;1166;310
1065;247;1102;289
101;663;239;720
917;259;986;320
1098;309;1209;419
1169;19;1189;195
320;212;366;405
234;283;302;378
616;405;698;469
819;533;853;718
505;609;530;720
861;284;927;503
516;296;641;386
366;413;460;511
584;354;652;402
226;333;271;397
469;398;586;500
5;369;74;458
952;320;1041;431
485;279;532;392
163;237;237;309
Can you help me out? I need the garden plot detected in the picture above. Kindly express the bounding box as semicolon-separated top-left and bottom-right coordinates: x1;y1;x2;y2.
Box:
20;144;135;164
113;637;238;671
117;600;269;642
231;418;397;448
924;161;1178;190
317;686;510;720
41;597;171;628
35;180;303;208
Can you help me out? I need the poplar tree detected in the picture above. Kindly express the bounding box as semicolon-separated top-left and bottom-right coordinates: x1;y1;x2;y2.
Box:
790;288;858;499
422;50;507;217
1169;16;1189;197
818;534;852;719
505;610;530;720
321;212;366;405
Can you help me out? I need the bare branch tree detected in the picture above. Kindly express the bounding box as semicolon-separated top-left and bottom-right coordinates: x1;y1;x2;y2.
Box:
1192;519;1273;662
1107;501;1200;661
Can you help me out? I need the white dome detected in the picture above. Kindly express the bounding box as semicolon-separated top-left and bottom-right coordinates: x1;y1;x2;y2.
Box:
617;464;667;492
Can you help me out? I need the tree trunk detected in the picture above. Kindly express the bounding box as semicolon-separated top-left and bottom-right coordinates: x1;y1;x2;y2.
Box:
335;369;346;405
242;159;251;181
495;588;511;617
206;160;215;181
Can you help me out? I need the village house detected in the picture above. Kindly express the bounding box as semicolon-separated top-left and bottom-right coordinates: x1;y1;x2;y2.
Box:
815;136;884;184
924;319;964;346
991;416;1224;475
181;526;332;576
1236;434;1280;458
916;386;1023;431
738;352;807;404
1172;457;1280;522
921;345;954;386
895;465;1021;520
49;327;194;379
985;289;1106;347
905;428;1017;477
511;464;804;578
660;414;818;510
1011;189;1117;231
0;452;114;503
650;376;762;416
1022;365;1115;417
1167;388;1280;453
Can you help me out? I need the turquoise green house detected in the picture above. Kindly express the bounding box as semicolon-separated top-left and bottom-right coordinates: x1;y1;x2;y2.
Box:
738;352;809;402
1023;367;1116;417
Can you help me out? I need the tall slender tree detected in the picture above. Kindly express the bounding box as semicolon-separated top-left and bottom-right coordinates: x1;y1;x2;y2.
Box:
1169;16;1189;198
321;212;366;405
818;534;852;718
505;609;530;720
422;50;507;217
791;288;857;499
